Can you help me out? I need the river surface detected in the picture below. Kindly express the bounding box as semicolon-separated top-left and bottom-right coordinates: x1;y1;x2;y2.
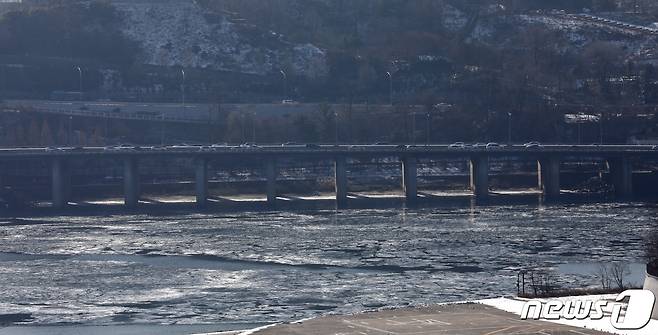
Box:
0;203;655;331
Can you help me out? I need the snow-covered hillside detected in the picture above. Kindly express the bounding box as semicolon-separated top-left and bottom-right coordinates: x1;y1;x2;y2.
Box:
111;0;327;77
469;11;658;65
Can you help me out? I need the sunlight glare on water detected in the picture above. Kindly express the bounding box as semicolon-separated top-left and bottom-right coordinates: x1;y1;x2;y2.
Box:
0;203;655;327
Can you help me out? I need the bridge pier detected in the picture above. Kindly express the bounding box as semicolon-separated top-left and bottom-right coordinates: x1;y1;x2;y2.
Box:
195;158;208;207
51;158;71;208
123;157;140;208
538;157;561;200
609;157;633;199
265;158;278;204
335;156;348;207
402;157;418;203
470;156;489;200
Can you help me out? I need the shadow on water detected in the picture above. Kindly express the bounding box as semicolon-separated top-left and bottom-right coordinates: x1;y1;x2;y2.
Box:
0;314;34;325
0;252;486;275
2;191;651;219
0;324;262;335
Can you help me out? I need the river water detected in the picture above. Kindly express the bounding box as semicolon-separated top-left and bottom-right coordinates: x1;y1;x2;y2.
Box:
0;203;655;331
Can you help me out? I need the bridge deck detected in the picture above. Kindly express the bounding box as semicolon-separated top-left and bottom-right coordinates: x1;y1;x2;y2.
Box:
0;145;656;159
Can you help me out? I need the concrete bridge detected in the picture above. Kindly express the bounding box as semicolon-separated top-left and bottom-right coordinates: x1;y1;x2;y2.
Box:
0;144;656;209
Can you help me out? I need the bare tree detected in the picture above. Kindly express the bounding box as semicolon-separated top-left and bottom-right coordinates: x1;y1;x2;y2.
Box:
611;263;631;290
597;264;612;290
598;262;631;290
647;228;658;276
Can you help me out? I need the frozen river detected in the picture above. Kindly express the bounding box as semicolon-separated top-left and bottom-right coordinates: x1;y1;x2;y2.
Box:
0;203;655;332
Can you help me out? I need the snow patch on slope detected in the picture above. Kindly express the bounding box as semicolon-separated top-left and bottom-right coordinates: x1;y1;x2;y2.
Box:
111;0;326;77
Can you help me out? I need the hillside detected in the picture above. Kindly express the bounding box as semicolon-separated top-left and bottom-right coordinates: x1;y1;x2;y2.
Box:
112;0;326;78
1;0;658;144
1;0;657;99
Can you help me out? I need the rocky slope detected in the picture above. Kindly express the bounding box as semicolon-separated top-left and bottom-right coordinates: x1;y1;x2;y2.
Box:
472;12;658;63
111;0;327;78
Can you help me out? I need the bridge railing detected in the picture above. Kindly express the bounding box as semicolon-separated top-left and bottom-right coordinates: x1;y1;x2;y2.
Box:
16;106;208;124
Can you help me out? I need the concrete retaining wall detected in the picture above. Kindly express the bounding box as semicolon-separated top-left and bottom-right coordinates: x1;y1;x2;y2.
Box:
642;270;658;319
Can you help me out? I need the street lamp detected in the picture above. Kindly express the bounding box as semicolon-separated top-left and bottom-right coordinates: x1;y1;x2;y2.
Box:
426;109;431;146
181;69;186;106
507;112;513;145
577;113;584;145
334;110;339;145
283;114;291;142
240;113;246;143
252;111;257;144
68;115;73;146
411;110;416;145
160;112;166;146
386;71;393;106
76;66;82;100
599;112;604;145
280;70;288;101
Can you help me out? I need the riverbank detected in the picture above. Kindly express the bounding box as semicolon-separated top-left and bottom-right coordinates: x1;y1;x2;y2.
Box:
4;295;656;335
0;324;251;335
224;300;611;335
219;295;658;335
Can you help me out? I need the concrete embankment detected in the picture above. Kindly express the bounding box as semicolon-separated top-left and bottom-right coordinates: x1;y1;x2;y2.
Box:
218;295;658;335
226;302;610;335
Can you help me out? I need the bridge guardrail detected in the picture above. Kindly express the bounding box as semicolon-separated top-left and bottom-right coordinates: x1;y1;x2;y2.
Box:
0;145;656;159
15;106;209;124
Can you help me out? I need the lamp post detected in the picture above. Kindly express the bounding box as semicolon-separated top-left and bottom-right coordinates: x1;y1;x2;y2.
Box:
507;112;513;145
386;71;393;106
76;66;82;100
283;114;291;142
68;116;73;146
577;113;583;145
599;112;604;145
334;110;339;145
280;70;288;101
181;69;186;106
252;111;257;144
240;113;246;143
0;65;6;99
411;110;416;146
160;112;165;146
426;109;431;146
